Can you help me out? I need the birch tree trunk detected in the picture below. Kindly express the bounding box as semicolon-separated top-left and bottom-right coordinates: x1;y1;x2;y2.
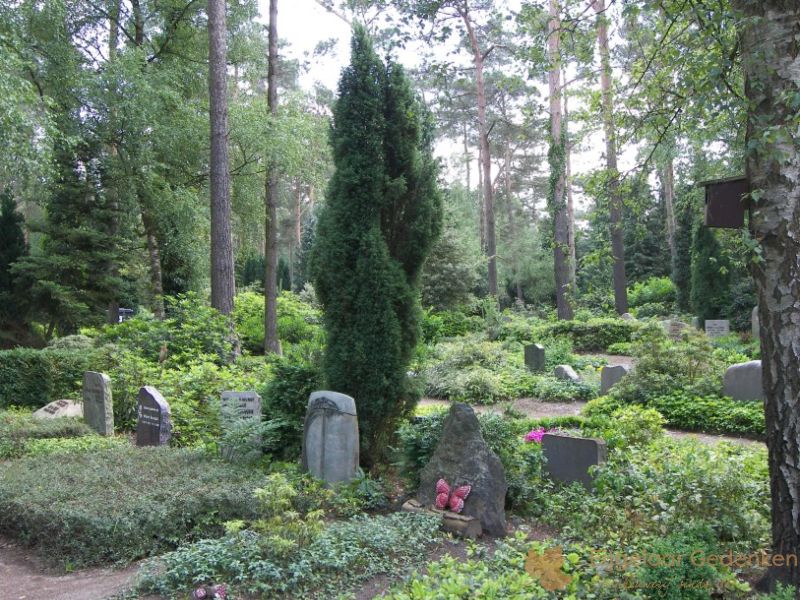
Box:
264;0;280;354
736;0;800;590
564;79;577;291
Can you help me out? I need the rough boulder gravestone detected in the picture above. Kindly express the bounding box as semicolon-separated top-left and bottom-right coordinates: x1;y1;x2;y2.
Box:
542;433;607;489
136;386;171;447
33;399;82;419
83;371;113;436
302;391;359;485
600;365;630;395
723;360;764;402
553;365;580;383
524;344;545;372
417;403;507;537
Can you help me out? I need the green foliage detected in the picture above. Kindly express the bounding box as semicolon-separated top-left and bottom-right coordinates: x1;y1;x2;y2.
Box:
673;199;695;312
650;391;764;438
233;290;324;354
0;189;28;326
420;307;483;343
312;27;441;462
0;409;94;458
690;224;731;327
0;446;264;567
586;405;666;449
628;276;676;309
22;434;128;457
530;318;639;352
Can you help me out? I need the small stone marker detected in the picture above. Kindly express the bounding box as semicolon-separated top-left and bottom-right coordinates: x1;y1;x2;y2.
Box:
723;360;764;401
752;306;759;339
542;433;607;489
401;498;482;539
136;386;171;447
620;313;635;321
705;319;730;338
33;399;82;420
600;364;630;395
302;391;359;485
417;403;507;537
220;391;262;460
553;364;580;383
661;319;688;339
691;317;700;329
83;371;113;436
524;344;545;372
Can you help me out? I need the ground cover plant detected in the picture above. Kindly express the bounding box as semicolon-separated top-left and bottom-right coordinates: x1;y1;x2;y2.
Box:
0;408;94;459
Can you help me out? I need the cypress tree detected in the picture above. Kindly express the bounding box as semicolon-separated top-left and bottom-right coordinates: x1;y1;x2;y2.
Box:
673;198;694;312
312;27;442;464
0;189;28;324
690;223;730;327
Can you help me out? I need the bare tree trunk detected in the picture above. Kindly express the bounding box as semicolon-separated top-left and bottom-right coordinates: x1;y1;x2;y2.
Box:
263;0;280;354
736;0;800;590
208;0;236;316
463;122;471;191
662;157;676;263
563;80;577;291
461;8;497;297
141;209;165;320
106;0;120;325
478;142;485;252
594;0;627;315
549;0;573;320
504;143;523;303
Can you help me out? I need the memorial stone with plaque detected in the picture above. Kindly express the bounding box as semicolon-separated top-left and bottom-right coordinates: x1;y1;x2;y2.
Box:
83;371;113;435
136;386;171;446
705;319;730;339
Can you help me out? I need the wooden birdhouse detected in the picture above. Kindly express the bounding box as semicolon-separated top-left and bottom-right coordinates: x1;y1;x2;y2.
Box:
698;176;749;229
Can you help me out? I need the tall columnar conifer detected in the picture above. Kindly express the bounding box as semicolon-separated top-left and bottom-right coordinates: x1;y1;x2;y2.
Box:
312;26;442;464
689;223;730;327
0;190;27;324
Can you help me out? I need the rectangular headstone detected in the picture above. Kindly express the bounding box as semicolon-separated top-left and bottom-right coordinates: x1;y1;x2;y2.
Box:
220;391;262;460
524;344;545;372
661;319;688;340
705;319;730;338
542;433;607;489
83;371;113;436
136;386;171;447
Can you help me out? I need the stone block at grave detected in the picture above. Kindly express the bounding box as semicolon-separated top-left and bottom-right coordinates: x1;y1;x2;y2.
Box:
136;386;171;446
705;319;730;338
542;433;607;489
553;365;580;383
661;319;688;340
33;399;83;419
600;364;629;395
220;391;262;460
524;344;545;372
723;360;763;402
83;371;113;436
417;403;507;537
302;391;359;485
752;306;759;339
620;313;635;321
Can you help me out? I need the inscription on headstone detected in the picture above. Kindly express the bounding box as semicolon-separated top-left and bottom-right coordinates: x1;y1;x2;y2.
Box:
705;319;730;338
302;391;359;485
33;399;83;419
542;433;607;489
524;344;546;373
136;386;171;446
220;391;262;460
83;371;113;436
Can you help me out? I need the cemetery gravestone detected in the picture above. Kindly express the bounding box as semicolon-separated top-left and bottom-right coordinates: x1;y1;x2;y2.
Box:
136;386;171;447
83;371;113;436
620;313;635;321
600;364;629;395
220;391;262;459
723;360;764;401
553;364;580;383
302;391;359;485
33;399;82;419
524;344;545;372
705;319;730;338
661;319;688;340
542;433;607;489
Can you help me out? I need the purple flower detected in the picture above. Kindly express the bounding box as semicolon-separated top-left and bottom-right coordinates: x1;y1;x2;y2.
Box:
524;427;556;443
212;584;228;599
193;588;208;600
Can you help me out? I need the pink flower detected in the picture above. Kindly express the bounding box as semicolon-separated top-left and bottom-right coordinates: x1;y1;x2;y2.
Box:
524;428;547;443
193;588;208;600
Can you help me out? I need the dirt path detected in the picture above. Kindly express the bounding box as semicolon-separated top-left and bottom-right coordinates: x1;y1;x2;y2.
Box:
0;536;151;600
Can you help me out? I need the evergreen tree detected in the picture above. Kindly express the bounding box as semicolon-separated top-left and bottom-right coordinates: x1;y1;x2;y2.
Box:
673;197;694;312
690;223;730;327
0;189;28;324
312;26;442;464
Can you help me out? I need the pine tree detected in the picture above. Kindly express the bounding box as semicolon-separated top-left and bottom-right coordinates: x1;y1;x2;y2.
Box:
312;26;442;464
0;189;28;324
689;223;730;327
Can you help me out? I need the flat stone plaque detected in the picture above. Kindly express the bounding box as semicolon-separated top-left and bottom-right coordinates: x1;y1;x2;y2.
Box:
33;399;82;419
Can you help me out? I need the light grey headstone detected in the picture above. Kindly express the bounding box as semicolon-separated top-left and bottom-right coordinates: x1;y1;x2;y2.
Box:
723;360;764;402
691;317;700;329
752;306;759;339
220;391;262;460
33;399;83;420
524;344;545;372
661;319;688;339
705;319;730;338
620;313;635;321
553;364;580;383
542;433;607;489
600;364;630;395
302;391;359;485
136;386;171;446
83;371;113;436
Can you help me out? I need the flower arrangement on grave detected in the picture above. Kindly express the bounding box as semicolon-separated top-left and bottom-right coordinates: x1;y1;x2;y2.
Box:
524;427;558;443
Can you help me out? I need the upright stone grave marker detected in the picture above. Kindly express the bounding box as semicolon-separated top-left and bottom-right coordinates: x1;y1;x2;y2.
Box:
524;344;545;372
723;360;764;401
33;399;83;419
542;433;607;489
302;391;359;485
661;319;688;340
600;364;629;395
136;386;171;446
83;371;113;436
705;319;730;338
220;391;262;460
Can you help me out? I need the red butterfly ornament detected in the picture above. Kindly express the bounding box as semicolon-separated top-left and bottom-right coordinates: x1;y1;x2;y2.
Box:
434;478;471;513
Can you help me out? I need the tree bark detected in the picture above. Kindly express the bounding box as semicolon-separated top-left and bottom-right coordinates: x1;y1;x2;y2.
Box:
736;0;800;590
463;122;471;191
662;157;676;263
208;0;236;315
504;142;523;303
549;0;573;320
563;79;577;291
141;209;165;320
264;0;280;354
106;0;121;325
594;0;627;314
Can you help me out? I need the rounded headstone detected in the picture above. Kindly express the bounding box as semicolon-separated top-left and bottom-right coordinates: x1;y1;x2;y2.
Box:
553;364;580;383
302;391;359;485
600;364;630;395
723;360;763;402
136;386;172;446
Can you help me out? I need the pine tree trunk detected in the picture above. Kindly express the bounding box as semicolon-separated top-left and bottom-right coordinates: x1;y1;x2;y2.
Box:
594;0;627;314
564;80;577;291
663;157;676;264
463;122;471;191
106;0;120;325
504;143;523;304
263;0;280;354
208;0;235;316
736;0;800;590
549;0;573;320
141;209;165;320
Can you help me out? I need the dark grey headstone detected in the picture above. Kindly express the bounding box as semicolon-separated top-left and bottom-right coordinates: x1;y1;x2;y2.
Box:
83;371;113;436
417;403;507;537
705;319;730;338
220;391;262;460
33;399;82;420
302;391;359;484
723;360;763;402
600;364;629;395
542;433;607;489
136;386;171;446
553;364;580;383
524;344;545;372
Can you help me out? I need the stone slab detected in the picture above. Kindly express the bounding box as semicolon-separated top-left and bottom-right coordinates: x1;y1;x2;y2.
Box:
661;319;688;340
542;433;607;489
33;399;82;419
302;391;359;485
524;344;545;373
83;371;113;436
705;319;730;338
600;364;629;395
723;360;764;402
136;386;171;446
553;364;580;383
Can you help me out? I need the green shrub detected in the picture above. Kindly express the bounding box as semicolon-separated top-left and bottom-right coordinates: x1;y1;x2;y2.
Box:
606;341;633;355
23;435;128;457
650;391;764;438
628;276;676;307
0;446;264;567
0;409;94;458
420;307;483;343
631;301;672;318
531;318;639;352
586;405;666;449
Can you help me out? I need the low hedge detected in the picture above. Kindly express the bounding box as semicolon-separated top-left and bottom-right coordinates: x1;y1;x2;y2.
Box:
0;445;263;567
0;409;94;459
531;318;639;352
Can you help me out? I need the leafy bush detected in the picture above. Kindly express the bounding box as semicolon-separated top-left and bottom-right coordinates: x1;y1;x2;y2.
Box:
0;409;94;458
47;334;95;350
628;276;676;308
650;391;764;438
420;307;483;343
631;301;672;318
0;446;264;567
606;341;633;355
234;291;325;354
530;318;639;352
23;434;128;457
584;405;666;449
